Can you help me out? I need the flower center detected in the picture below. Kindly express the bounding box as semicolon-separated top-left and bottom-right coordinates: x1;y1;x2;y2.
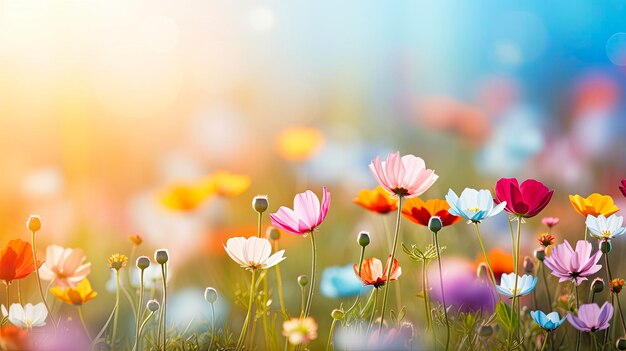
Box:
466;207;481;213
602;230;613;238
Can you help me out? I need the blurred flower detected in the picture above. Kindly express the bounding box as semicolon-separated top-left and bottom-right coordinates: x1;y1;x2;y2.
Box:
107;254;128;271
402;197;460;227
611;278;625;294
620;180;626;198
26;215;42;233
208;171;251;197
494;178;553;218
353;257;401;288
496;273;537;298
367;324;414;350
0;326;30;350
50;279;97;305
1;303;47;329
567;302;613;332
224;237;285;271
320;264;368;298
586;214;626;240
569;193;619;218
538;233;555;248
353;186;398;214
446;188;506;223
275;127;324;162
0;239;42;283
270;187;330;235
282;317;318;345
158;178;214;211
543;240;602;285
106;265;166;292
475;248;515;281
129;234;143;246
530;310;565;331
38;245;91;289
369;152;438;198
542;217;559;228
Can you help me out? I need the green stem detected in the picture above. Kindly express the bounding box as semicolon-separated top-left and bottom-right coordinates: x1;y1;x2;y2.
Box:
346;245;366;315
575;282;580;351
258;211;271;350
368;288;379;332
378;196;403;334
300;284;305;317
112;270;121;349
134;311;155;351
540;331;548;351
584;227;588;241
326;318;338;351
31;231;57;329
209;302;215;351
236;270;257;351
541;263;552;309
304;232;317;318
273;241;288;319
79;306;92;341
473;223;500;296
161;263;168;350
433;232;450;351
134;269;145;351
422;259;432;331
512;216;522;342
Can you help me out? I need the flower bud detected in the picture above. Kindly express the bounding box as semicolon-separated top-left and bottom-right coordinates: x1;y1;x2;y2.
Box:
428;216;443;234
297;275;309;287
331;308;345;320
266;226;280;241
523;256;534;274
591;278;605;294
136;256;150;270
357;231;370;247
534;247;545;262
205;287;218;304
611;278;625;294
252;195;269;214
601;240;612;253
477;325;493;337
129;234;143;246
617;337;626;350
476;263;489;281
27;215;42;233
147;299;160;312
155;249;169;264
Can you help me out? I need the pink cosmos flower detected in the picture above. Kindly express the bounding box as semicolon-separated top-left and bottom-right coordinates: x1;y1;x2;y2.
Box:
38;245;91;288
270;187;330;235
494;178;554;218
542;216;560;228
620;179;626;198
567;302;613;332
543;240;602;286
369;152;438;198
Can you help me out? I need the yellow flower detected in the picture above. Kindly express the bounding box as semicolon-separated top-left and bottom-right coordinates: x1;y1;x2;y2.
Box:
107;254;128;271
158;178;214;211
569;193;619;217
275;127;324;162
208;171;251;197
129;234;143;246
50;279;98;306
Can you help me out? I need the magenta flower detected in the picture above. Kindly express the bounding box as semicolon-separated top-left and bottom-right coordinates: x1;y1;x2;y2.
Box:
620;179;626;198
543;240;602;285
369;152;438;198
494;178;554;218
270;187;330;235
567;302;613;332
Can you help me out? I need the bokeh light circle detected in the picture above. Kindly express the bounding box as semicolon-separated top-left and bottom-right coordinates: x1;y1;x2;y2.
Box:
606;32;626;66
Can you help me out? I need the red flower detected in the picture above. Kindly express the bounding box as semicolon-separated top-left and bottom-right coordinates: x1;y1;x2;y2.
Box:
401;198;460;227
620;179;626;199
0;239;42;283
354;257;401;288
494;178;554;218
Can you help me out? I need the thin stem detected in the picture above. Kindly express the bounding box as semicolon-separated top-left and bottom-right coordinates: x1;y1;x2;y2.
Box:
134;311;155;351
112;270;121;349
31;231;56;329
209;302;215;351
584;227;588;241
434;232;450;351
258;212;271;350
79;306;92;341
540;332;548;351
605;250;626;334
300;284;305;317
326;318;338;351
90;302;117;350
541;263;552;309
592;332;598;351
368;288;379;332
473;223;500;296
236;270;257;351
134;269;145;351
422;259;432;331
345;245;366;316
161;263;168;350
273;241;288;319
304;232;317;318
512;216;522;343
16;281;22;306
378;196;403;334
4;283;8;311
575;282;580;351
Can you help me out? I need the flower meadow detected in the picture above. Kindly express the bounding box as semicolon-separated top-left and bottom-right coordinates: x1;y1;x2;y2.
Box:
3;153;626;351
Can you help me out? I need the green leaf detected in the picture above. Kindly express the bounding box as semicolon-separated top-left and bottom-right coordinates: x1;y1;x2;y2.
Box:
495;301;518;332
398;306;406;322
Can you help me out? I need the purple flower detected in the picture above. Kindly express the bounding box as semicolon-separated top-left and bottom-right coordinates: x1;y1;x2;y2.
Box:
543;240;602;285
567;302;613;332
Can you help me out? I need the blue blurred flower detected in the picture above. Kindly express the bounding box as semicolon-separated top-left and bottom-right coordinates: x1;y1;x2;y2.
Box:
531;310;566;331
321;264;370;298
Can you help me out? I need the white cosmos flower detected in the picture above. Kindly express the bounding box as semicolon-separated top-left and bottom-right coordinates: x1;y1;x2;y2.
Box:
496;273;537;298
586;214;626;240
224;236;285;271
1;303;47;329
446;188;506;222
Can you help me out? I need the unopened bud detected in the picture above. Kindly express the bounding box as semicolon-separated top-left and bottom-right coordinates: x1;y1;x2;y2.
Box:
601;240;612;254
331;309;345;320
297;275;309;288
155;249;169;264
266;226;280;241
136;256;150;270
27;215;41;232
205;287;218;304
534;248;545;262
358;231;370;247
476;263;489;281
147;299;160;312
617;337;626;350
591;278;605;294
523;256;534;274
252;196;269;214
478;325;493;337
428;216;443;234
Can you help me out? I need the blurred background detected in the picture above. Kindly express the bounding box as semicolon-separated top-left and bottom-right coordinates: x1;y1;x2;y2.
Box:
2;0;626;346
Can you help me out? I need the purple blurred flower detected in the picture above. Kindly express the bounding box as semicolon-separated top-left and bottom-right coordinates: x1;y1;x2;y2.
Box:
567;302;613;332
543;240;602;286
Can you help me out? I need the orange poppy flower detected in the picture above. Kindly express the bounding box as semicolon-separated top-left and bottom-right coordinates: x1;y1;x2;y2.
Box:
474;248;514;281
353;256;401;288
353;186;398;214
569;193;619;217
0;326;30;350
0;239;42;283
50;278;97;306
402;197;461;227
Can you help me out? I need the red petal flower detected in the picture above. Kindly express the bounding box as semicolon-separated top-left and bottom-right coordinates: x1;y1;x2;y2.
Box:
494;178;553;218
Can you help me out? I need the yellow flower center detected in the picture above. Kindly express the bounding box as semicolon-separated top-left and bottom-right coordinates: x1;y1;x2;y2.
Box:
466;207;481;213
602;230;613;238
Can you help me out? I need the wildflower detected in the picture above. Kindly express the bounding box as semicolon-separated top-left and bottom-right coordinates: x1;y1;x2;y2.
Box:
611;278;625;294
38;245;91;288
569;193;619;217
496;273;537;298
224;236;285;271
158;178;214;211
353;186;398;214
543;240;602;285
0;326;29;350
1;303;47;329
446;188;506;223
402;197;460;227
275;127;324;162
530;310;566;331
282;317;318;345
320;264;368;298
26;215;41;233
208;171;251;197
494;178;554;218
567;302;613;332
50;279;97;305
368;324;414;350
474;248;515;281
0;239;42;283
107;254;128;271
369;151;438;198
542;217;560;228
586;214;626;240
269;187;330;235
620;180;626;198
129;234;143;246
252;195;269;213
353;257;401;288
538;233;555;247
